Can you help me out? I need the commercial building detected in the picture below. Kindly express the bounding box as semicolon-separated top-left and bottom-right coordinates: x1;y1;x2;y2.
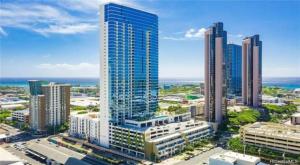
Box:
242;35;262;107
240;122;300;155
28;80;71;132
226;44;242;97
110;114;213;160
204;22;227;124
69;112;100;144
12;109;29;123
42;82;71;126
209;151;260;165
99;3;158;147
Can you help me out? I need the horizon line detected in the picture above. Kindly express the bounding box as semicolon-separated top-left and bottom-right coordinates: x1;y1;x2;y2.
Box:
1;76;300;79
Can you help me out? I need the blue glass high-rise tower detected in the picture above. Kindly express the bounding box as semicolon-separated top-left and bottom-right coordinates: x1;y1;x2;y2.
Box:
99;3;158;147
227;44;242;97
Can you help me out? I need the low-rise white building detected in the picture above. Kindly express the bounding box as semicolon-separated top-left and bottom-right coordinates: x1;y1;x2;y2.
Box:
291;113;300;125
69;112;100;144
262;95;284;105
12;109;29;123
294;88;300;97
209;151;260;165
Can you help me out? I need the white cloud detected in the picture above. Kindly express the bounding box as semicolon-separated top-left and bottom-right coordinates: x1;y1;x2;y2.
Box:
58;0;141;12
185;28;206;38
34;23;97;35
0;1;152;36
228;34;244;38
0;3;96;35
36;63;99;70
162;28;206;41
0;27;7;36
161;36;187;41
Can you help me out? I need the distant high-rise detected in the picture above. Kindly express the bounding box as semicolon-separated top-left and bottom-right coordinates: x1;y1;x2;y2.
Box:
28;81;71;132
242;35;262;107
99;3;158;147
226;44;242;97
42;82;71;127
28;80;46;132
29;80;43;95
204;22;227;124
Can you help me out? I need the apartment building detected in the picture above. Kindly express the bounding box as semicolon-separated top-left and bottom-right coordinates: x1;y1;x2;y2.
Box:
69;112;100;144
28;80;71;132
12;109;29;123
242;35;262;107
42;82;71;127
204;22;227;124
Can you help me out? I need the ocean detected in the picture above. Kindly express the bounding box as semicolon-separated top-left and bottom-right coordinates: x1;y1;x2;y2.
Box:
0;77;300;90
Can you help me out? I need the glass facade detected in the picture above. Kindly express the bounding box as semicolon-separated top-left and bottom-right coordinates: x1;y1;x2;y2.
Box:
28;80;47;95
103;3;158;125
227;44;242;97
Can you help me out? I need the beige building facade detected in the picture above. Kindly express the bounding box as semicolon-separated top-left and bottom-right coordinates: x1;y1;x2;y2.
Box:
242;35;262;107
204;22;227;124
240;122;300;155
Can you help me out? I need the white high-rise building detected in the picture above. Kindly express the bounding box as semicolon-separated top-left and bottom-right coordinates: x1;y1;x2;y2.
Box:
42;82;71;127
69;112;100;144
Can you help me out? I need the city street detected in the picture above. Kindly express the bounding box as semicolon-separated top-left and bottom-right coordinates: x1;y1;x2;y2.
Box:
1;144;44;165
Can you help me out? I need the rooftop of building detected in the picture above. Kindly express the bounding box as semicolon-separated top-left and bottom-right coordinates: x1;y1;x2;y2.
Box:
42;82;71;87
209;153;236;163
292;113;300;117
224;151;260;163
103;3;157;18
12;109;29;114
125;112;190;123
210;151;260;163
242;122;300;140
0;147;22;164
71;112;99;119
148;122;211;143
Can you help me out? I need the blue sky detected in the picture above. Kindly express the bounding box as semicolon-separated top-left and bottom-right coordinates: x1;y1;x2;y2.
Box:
1;0;299;78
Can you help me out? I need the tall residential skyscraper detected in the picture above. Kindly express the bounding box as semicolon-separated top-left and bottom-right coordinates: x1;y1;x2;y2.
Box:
204;22;227;124
227;44;242;97
42;82;71;127
99;3;158;147
29;81;71;132
242;35;262;107
29;80;46;132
